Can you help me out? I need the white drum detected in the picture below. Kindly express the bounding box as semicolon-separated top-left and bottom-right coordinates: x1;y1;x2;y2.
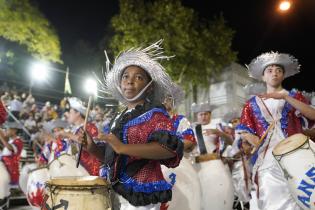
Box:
197;157;234;210
44;176;111;210
273;133;315;210
19;163;38;195
0;161;10;199
48;154;89;178
162;157;202;210
26;166;50;209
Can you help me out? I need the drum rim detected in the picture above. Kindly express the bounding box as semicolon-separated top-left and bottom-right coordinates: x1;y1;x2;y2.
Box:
47;153;76;169
272;134;308;156
28;166;49;174
46;176;109;187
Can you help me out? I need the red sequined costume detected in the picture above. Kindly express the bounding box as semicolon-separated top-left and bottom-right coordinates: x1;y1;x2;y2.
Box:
1;137;23;184
171;114;196;144
38;137;70;165
0;101;7;125
74;122;101;176
104;105;184;207
235;89;314;210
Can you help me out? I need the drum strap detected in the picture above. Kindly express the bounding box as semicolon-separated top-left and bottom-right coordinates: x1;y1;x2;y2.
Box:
255;128;275;199
253;97;277;199
195;124;208;155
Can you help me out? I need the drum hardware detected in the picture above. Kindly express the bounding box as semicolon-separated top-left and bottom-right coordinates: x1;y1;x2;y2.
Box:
56;159;65;168
44;176;112;210
283;168;293;180
272;133;315;210
195;153;219;163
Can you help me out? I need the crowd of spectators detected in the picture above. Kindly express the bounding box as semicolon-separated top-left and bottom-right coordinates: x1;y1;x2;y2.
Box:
0;82;116;159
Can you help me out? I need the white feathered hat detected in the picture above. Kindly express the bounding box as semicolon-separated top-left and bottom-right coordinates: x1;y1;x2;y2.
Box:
43;119;69;133
102;40;181;105
68;97;86;116
247;51;300;80
191;102;216;113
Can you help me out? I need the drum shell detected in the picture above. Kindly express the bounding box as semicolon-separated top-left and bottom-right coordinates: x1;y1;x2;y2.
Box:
197;159;234;210
162;157;202;210
44;177;111;210
19;163;38;195
273;140;315;210
48;154;89;177
26;167;50;208
0;161;10;199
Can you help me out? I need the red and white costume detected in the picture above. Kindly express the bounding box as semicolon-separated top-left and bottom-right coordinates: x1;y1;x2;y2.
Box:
1;137;23;185
235;89;314;210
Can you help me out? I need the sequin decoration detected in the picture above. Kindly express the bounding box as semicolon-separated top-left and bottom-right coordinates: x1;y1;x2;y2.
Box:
118;108;180;193
2;138;23;184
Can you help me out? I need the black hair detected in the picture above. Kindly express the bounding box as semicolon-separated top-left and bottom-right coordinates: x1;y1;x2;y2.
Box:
263;64;285;75
121;65;152;81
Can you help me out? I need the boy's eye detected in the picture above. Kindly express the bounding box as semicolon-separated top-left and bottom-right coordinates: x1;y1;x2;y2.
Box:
136;75;143;80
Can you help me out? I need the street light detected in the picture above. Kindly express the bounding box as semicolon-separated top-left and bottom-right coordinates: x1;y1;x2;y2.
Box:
278;0;291;12
31;62;49;81
29;62;49;94
84;78;98;96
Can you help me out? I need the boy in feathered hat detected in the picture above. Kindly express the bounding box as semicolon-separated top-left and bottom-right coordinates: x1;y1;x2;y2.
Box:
0;120;23;208
236;52;315;210
0;122;23;185
38;119;70;165
55;97;101;176
77;40;184;209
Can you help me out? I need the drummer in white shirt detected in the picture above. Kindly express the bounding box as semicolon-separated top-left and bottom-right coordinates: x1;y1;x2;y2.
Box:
191;102;234;210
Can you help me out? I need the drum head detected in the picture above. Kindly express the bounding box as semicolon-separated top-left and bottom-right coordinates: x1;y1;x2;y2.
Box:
273;133;308;156
47;176;108;187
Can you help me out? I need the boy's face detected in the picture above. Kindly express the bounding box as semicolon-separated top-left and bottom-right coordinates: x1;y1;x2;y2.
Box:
262;64;285;87
197;111;211;125
120;66;151;100
67;108;81;124
6;128;17;137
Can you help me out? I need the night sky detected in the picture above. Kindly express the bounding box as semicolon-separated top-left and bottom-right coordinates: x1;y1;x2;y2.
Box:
33;0;315;93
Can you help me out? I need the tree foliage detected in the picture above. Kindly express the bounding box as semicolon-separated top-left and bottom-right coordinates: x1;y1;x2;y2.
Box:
0;0;62;63
109;0;237;88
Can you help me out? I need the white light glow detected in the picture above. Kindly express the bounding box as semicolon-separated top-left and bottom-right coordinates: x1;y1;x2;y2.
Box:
85;78;98;96
279;1;291;11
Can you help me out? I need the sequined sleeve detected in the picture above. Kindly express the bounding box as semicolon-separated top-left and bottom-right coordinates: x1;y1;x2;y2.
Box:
176;116;196;144
0;101;7;125
147;112;184;168
236;101;257;135
86;122;99;138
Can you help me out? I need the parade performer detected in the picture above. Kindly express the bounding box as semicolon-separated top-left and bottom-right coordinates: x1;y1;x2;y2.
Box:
191;102;234;210
0;122;24;185
163;93;196;152
39;119;70;165
235;52;315;210
78;40;184;210
222;107;252;209
0;100;7;125
161;93;201;210
191;102;232;159
56;97;101;176
0;100;10;209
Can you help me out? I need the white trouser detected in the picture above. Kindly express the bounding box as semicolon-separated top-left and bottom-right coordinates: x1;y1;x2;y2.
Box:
119;196;161;210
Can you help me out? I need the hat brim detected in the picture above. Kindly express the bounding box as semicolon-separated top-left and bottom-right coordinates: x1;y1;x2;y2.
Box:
248;52;300;80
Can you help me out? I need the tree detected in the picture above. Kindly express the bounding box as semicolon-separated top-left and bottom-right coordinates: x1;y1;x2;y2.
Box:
0;0;62;63
109;0;237;91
